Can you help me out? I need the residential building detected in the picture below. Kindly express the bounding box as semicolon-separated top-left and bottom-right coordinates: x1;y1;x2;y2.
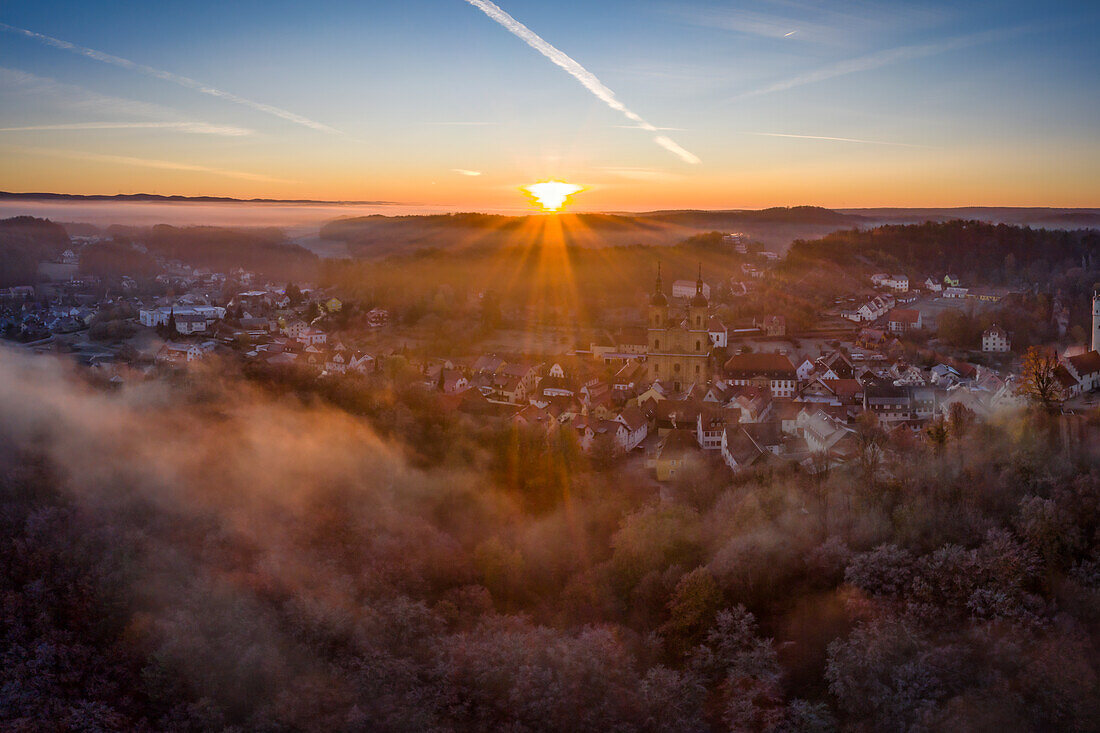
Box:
982;325;1010;353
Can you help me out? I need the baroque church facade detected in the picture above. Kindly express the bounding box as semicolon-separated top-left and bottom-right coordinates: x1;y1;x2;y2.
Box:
646;264;712;390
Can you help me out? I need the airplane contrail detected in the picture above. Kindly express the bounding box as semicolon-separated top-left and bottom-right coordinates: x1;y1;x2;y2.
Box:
0;23;344;136
461;0;700;165
745;132;926;147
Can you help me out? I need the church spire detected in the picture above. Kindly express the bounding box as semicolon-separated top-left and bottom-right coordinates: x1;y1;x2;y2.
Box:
655;260;663;294
696;262;703;295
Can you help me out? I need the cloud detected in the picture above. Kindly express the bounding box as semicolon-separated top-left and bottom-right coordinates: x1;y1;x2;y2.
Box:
452;169;482;176
733;27;1025;99
0;23;345;136
461;0;700;165
427;121;499;126
0;121;253;136
3;144;290;182
744;131;926;147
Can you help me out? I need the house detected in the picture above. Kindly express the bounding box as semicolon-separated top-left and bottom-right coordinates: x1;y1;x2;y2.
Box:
863;383;913;423
882;275;909;293
870;273;890;287
173;313;208;335
724;352;798;398
1063;351;1100;395
696;406;740;450
944;274;961;287
756;315;786;337
296;328;328;346
982;325;1010;353
615;406;649;452
708;317;728;348
157;341;203;363
720;426;765;472
944;286;969;299
283;319;308;338
797;409;857;458
672;279;710;300
341;352;371;375
924;277;943;293
886;308;922;333
654;429;698;481
324;297;342;312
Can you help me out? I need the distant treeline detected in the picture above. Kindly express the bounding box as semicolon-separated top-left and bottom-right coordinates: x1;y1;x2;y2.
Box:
787;220;1100;286
0;216;69;287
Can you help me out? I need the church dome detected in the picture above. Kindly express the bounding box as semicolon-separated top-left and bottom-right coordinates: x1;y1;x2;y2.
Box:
651;291;668;306
691;292;708;308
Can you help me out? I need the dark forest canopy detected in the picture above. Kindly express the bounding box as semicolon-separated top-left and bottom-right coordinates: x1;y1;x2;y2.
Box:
132;224;319;281
1;346;1098;731
0;216;70;287
786;220;1100;285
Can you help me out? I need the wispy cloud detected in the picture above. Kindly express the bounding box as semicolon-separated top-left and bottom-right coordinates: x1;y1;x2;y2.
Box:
461;0;700;165
4;144;289;182
0;121;253;136
452;168;482;176
0;23;344;136
733;27;1024;99
427;121;499;126
744;131;927;147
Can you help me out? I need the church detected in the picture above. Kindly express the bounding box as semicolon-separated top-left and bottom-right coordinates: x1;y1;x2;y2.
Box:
646;264;712;390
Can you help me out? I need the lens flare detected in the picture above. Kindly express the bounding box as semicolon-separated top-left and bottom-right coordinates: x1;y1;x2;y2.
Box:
522;180;584;212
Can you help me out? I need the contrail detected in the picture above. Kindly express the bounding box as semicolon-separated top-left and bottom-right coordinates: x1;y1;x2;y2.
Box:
0;121;253;136
461;0;700;164
0;23;344;136
4;144;289;182
745;132;926;147
452;168;482;176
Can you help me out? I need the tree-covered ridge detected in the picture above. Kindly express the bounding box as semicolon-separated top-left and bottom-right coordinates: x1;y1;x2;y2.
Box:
787;220;1100;285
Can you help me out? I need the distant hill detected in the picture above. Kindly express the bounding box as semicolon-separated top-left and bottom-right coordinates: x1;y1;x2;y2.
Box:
0;191;395;205
0;216;70;287
319;207;867;257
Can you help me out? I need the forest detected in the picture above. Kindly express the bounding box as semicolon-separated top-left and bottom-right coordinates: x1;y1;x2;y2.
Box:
2;346;1098;731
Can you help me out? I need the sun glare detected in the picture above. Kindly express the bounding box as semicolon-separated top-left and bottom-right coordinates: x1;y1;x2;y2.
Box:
522;180;584;212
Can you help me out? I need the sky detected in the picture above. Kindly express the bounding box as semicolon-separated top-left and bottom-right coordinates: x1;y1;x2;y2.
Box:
0;0;1098;211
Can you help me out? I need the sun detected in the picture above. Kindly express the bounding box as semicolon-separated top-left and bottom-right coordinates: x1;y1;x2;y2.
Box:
522;180;584;212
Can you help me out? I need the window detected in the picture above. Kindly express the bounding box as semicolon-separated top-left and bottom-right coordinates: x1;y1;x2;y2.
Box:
654;363;659;374
696;340;701;351
674;363;681;373
696;316;702;327
695;365;700;375
654;339;660;350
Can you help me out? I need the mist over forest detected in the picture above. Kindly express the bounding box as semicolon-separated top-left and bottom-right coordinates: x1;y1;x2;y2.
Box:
2;343;1099;731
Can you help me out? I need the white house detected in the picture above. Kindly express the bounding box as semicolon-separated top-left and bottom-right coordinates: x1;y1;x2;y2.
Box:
708;317;728;348
882;275;909;292
982;325;1010;353
924;277;943;293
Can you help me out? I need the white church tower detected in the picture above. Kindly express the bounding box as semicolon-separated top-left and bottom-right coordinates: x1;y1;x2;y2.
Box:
1093;290;1100;354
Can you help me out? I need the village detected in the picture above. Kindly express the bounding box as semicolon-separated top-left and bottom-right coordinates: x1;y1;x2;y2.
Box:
3;229;1100;484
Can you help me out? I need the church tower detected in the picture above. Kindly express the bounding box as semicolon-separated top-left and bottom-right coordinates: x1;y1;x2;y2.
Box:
688;263;708;330
1092;290;1100;353
649;261;668;328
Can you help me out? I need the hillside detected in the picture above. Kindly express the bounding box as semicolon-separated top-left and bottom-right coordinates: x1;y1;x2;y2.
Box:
0;216;70;287
319;207;867;257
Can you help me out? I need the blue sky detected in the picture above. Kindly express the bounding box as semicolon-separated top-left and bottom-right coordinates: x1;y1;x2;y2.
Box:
0;0;1097;208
